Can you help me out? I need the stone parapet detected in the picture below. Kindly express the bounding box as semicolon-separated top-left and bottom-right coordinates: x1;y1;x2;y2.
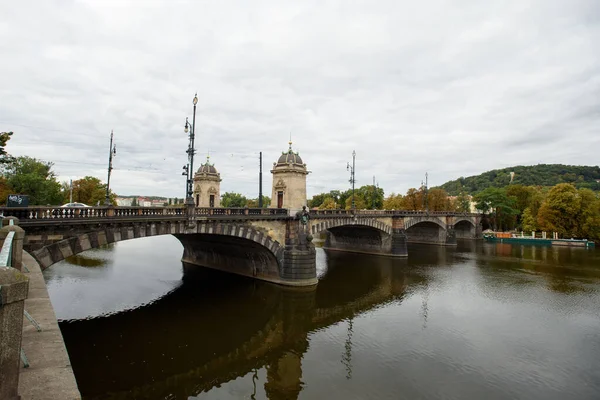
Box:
0;266;29;400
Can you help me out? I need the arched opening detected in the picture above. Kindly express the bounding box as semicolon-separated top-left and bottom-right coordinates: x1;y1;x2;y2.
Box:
323;225;392;256
174;233;282;284
405;221;445;245
454;220;476;239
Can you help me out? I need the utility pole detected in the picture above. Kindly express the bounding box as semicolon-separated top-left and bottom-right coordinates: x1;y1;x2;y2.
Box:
105;130;117;206
69;179;73;203
258;152;263;208
424;172;429;213
347;150;356;210
372;175;376;209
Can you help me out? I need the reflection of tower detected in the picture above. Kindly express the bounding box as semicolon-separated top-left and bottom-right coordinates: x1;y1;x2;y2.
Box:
264;351;304;400
421;290;429;330
341;317;354;380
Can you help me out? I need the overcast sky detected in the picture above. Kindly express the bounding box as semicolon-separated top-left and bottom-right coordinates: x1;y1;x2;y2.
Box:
1;0;598;199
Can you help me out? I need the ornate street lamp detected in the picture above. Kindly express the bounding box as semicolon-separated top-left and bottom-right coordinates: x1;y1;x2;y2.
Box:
347;150;356;210
184;94;198;205
105;130;117;206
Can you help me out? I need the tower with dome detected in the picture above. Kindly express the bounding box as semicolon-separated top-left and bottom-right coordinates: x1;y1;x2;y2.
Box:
193;155;221;207
270;140;309;212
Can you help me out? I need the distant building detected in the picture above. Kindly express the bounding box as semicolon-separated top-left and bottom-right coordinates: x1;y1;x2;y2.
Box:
150;199;166;207
116;197;133;206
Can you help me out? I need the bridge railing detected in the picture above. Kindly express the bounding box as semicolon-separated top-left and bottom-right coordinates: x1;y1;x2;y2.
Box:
194;207;289;216
309;209;479;217
0;206;289;221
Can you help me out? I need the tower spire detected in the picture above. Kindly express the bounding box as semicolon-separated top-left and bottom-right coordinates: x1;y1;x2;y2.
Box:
288;130;292;152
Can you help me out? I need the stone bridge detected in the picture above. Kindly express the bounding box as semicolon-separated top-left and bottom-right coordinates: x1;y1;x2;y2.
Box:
0;206;481;287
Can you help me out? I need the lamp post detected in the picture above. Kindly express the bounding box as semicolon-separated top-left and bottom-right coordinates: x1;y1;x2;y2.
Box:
182;164;189;200
347;150;356;210
105;130;117;206
184;93;198;206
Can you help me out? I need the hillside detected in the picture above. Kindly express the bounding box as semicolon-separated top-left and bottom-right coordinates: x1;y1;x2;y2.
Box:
438;164;600;195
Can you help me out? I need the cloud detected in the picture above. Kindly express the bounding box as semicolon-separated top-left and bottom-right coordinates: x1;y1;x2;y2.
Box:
1;0;599;198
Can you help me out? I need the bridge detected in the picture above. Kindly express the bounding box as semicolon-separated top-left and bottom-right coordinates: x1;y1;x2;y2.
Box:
0;205;481;287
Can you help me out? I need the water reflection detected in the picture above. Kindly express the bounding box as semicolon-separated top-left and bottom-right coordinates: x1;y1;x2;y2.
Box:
47;238;600;400
60;251;421;399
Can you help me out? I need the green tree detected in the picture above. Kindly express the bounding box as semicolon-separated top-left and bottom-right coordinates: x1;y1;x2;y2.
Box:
221;192;248;208
309;193;330;208
455;191;472;212
473;187;517;231
576;188;600;240
521;207;537;232
131;197;138;206
537;183;581;236
2;156;62;205
0;131;13;164
358;185;384;210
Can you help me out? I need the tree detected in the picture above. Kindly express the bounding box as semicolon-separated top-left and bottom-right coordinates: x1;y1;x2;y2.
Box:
345;194;366;210
1;156;62;205
383;193;404;210
403;188;423;211
246;196;271;208
537;184;581;237
521;207;537;232
131;197;138;206
357;185;384;210
427;188;452;211
309;193;330;208
0;176;12;205
473;187;517;231
66;176;116;206
455;191;472;212
0;131;13;164
319;197;336;209
221;192;247;208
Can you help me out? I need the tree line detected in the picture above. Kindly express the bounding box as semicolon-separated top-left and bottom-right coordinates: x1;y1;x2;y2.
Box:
0;131;116;206
440;164;600;195
473;184;600;240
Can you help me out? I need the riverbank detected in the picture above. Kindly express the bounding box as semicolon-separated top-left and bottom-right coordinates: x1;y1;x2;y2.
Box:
18;251;80;399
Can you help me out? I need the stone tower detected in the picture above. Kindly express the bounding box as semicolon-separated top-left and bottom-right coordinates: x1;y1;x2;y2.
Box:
193;156;221;207
270;141;308;212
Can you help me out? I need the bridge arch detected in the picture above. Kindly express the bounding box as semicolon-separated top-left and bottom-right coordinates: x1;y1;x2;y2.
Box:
454;218;477;239
30;221;285;276
403;216;446;231
310;218;392;236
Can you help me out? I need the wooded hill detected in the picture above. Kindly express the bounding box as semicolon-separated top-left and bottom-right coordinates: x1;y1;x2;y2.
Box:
439;164;600;195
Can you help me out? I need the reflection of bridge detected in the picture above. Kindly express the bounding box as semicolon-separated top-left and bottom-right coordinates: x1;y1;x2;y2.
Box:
1;206;481;286
59;251;422;400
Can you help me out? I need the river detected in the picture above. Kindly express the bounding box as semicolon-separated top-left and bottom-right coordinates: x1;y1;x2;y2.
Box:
43;236;600;400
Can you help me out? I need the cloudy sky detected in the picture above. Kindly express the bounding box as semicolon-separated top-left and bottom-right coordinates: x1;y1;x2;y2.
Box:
1;0;598;199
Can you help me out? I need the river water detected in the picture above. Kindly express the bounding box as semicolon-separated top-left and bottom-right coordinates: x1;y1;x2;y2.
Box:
44;236;600;400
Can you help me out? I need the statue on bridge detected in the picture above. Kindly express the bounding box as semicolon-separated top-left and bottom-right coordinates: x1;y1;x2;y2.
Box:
295;206;312;243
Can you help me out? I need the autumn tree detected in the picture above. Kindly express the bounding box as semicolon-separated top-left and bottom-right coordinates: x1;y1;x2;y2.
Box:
427;188;452;211
66;176;116;206
383;193;404;210
403;188;423;210
319;197;336;209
